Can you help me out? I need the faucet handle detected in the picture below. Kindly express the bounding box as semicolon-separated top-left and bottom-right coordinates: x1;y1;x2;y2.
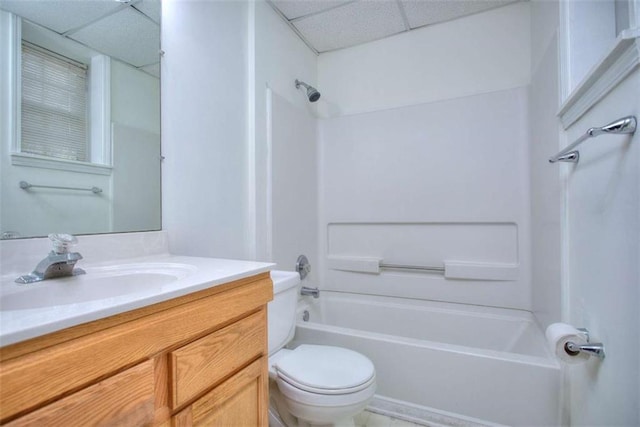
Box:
48;233;79;254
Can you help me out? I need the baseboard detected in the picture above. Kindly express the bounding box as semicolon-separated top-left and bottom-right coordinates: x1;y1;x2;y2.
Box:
367;395;508;427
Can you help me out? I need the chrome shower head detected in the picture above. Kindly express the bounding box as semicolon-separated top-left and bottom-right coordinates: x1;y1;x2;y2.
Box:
295;79;321;103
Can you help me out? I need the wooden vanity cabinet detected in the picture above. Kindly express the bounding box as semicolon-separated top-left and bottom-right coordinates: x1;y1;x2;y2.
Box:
0;272;273;427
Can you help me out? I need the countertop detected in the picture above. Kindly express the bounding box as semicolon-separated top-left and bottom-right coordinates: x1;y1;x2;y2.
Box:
0;254;274;347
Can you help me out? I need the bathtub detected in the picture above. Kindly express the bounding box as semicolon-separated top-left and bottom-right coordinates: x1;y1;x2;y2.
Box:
291;292;560;426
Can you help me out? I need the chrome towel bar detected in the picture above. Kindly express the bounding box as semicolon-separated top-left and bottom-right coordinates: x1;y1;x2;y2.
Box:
379;263;445;273
19;181;103;194
327;256;519;281
549;115;636;163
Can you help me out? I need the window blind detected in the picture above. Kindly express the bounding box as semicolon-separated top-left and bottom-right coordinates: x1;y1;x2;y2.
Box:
21;42;89;162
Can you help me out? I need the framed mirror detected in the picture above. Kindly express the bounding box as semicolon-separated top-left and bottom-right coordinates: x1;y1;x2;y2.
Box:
0;0;161;239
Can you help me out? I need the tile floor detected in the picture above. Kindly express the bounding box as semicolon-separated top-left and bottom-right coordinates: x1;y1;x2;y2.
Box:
355;410;425;427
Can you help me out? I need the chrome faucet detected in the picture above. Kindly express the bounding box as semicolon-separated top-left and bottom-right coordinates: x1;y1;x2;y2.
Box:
15;234;86;284
300;286;320;298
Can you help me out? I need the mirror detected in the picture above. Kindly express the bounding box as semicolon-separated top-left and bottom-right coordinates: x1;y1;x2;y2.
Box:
0;0;161;239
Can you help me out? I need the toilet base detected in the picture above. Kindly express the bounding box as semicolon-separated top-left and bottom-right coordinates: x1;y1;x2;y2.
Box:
269;406;358;427
269;381;365;427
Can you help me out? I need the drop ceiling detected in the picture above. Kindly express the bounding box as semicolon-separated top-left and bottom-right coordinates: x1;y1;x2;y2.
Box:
0;0;160;76
268;0;520;53
0;0;520;71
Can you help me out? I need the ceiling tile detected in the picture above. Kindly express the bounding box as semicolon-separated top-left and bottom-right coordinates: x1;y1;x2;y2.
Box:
133;0;161;24
294;0;406;52
271;0;353;20
69;7;159;67
400;0;517;29
0;0;123;33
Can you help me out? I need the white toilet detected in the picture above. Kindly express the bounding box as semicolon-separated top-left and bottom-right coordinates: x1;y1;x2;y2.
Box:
268;271;376;427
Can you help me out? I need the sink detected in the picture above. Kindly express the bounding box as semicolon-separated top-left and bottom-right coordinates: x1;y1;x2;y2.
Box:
1;263;196;310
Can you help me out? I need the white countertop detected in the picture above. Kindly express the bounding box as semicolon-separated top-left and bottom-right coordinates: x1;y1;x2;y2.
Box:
0;254;274;347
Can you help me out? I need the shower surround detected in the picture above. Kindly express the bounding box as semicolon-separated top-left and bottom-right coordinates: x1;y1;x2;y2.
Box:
318;87;531;309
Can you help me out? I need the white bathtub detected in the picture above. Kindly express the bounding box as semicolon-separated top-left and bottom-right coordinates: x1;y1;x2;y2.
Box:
291;292;560;426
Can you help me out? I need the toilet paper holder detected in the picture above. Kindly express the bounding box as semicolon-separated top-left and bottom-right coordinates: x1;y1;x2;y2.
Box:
564;328;606;359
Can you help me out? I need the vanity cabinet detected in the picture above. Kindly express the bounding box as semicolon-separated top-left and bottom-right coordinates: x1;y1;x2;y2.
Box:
0;272;273;426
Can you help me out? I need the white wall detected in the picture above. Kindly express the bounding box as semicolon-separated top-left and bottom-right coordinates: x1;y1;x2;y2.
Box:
529;1;562;329
110;60;161;233
110;60;160;133
252;0;319;270
317;1;530;117
162;0;319;263
161;0;250;259
111;123;160;232
529;2;640;423
560;0;618;98
564;69;639;426
317;3;533;310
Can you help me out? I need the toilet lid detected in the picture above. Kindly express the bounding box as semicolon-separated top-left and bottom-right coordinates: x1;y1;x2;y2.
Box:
275;345;375;394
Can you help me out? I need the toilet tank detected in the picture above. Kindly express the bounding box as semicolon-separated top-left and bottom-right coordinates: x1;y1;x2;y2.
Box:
268;270;300;355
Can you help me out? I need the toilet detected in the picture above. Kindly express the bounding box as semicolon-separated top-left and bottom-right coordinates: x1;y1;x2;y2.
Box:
268;271;376;427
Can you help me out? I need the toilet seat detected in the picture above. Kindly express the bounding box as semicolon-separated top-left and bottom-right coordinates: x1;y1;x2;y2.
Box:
274;344;376;395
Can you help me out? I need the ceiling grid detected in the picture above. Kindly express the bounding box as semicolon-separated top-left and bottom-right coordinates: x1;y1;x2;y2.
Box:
269;0;520;53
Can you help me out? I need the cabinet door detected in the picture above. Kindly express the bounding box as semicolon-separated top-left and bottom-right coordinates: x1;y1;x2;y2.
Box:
175;357;268;427
6;360;155;427
170;309;266;409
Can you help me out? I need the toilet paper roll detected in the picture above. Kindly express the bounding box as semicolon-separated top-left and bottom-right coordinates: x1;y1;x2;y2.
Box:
545;323;590;364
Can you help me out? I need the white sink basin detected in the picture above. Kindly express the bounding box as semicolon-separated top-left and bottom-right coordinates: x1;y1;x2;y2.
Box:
1;263;196;311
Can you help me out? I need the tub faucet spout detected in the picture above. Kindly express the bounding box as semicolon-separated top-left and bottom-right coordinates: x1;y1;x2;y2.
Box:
301;286;320;298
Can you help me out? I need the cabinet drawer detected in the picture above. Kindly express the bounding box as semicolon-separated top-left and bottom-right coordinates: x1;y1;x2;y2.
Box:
191;357;267;426
6;360;155;427
170;308;266;409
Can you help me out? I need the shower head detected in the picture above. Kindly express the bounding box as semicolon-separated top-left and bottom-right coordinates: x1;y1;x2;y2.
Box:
295;79;321;103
